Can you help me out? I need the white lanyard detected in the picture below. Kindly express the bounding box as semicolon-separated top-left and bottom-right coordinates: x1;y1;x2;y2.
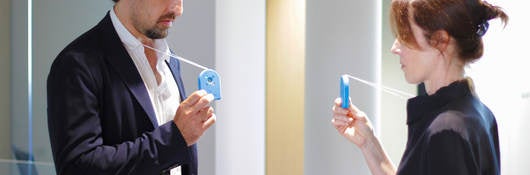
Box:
142;44;210;70
143;44;222;100
342;74;414;100
144;44;412;101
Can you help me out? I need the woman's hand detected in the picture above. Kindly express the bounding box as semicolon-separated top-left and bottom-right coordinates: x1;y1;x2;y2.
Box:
331;97;396;175
331;97;375;149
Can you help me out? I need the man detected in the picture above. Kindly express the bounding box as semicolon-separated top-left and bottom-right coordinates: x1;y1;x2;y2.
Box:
47;0;215;174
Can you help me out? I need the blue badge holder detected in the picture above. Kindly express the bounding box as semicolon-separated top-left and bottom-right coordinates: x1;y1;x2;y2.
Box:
340;75;349;108
198;69;222;100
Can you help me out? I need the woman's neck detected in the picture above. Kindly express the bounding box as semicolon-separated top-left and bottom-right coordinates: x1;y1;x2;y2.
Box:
423;60;465;95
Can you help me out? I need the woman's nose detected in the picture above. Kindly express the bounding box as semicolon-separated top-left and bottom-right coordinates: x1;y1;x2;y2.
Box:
390;39;401;55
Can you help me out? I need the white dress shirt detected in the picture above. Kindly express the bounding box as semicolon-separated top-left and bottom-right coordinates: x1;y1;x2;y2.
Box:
110;8;182;175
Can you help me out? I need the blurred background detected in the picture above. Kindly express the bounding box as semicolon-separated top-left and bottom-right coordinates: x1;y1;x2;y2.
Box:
0;0;528;174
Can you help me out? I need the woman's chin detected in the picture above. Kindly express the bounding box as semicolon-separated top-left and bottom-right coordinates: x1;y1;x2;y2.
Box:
403;75;421;85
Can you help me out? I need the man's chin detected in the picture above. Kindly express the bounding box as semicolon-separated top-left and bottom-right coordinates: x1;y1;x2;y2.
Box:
145;29;168;39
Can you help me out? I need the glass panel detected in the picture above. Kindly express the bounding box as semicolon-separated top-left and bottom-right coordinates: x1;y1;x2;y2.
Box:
0;162;54;175
5;0;113;174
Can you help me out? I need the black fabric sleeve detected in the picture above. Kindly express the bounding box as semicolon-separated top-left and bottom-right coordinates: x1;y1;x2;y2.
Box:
425;130;478;175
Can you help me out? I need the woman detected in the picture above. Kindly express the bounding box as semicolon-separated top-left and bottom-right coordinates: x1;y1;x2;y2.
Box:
332;0;508;174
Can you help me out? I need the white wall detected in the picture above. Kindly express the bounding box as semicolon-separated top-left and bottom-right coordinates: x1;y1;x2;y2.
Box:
215;0;266;175
465;1;530;174
305;0;380;174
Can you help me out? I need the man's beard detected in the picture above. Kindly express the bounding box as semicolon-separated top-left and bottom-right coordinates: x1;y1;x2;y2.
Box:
138;12;176;39
145;28;168;39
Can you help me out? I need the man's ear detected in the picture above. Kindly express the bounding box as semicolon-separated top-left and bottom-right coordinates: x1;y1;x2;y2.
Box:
429;30;450;53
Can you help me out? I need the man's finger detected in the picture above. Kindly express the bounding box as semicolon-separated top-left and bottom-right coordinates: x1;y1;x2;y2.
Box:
207;107;214;116
202;114;216;129
197;106;214;121
181;90;207;107
191;94;214;113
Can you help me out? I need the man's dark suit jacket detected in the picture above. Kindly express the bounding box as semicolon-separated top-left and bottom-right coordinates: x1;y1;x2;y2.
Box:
47;13;197;175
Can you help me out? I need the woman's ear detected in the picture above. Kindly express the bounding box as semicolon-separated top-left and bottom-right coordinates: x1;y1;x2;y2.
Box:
429;30;450;53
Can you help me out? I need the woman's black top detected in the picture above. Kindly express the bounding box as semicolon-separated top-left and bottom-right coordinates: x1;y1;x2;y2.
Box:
396;79;500;175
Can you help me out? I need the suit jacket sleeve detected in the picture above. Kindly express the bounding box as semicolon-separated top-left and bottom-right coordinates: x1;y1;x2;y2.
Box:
47;50;195;175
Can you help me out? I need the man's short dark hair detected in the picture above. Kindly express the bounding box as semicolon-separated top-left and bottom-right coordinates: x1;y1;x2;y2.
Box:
112;0;118;2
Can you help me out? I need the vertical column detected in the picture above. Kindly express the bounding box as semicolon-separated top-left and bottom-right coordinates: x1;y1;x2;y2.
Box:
215;0;266;175
266;0;305;175
10;0;33;174
11;0;31;167
305;0;380;174
0;0;12;173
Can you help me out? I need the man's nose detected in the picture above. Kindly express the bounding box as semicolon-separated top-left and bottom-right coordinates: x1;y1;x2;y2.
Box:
170;0;183;16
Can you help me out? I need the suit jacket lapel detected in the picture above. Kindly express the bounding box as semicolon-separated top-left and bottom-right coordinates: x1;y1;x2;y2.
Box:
99;13;158;128
166;57;187;101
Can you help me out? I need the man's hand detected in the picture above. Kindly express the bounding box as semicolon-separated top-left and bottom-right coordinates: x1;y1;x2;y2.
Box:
173;90;216;146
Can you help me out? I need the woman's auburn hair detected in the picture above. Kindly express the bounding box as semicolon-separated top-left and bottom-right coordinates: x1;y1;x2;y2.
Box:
390;0;508;63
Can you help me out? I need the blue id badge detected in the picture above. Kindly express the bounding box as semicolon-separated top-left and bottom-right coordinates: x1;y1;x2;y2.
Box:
198;69;222;100
340;75;349;108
